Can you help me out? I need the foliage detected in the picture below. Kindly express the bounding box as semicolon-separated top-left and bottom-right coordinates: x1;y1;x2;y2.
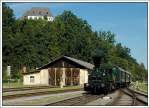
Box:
2;4;147;81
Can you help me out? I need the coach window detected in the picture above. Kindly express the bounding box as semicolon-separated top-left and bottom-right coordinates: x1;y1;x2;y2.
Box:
30;76;34;83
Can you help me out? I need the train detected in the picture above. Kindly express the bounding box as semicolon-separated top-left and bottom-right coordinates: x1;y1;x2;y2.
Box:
84;52;131;94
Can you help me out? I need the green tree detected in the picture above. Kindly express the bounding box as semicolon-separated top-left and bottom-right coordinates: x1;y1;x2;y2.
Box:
2;5;147;82
2;3;16;79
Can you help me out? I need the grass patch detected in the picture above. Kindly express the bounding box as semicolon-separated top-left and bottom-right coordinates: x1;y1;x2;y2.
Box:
130;82;148;93
2;82;49;88
137;83;148;93
3;82;24;88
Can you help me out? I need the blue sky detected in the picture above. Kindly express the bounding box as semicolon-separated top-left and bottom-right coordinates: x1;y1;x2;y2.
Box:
6;2;148;68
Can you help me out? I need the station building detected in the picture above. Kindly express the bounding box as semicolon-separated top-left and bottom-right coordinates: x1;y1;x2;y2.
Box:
23;56;94;87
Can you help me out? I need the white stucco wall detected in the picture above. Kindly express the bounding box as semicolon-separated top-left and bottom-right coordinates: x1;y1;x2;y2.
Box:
23;68;89;86
27;16;54;21
28;16;44;20
39;69;49;86
23;69;49;86
79;69;88;86
23;72;41;85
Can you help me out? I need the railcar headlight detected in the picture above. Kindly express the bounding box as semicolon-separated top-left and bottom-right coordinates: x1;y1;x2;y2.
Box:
101;83;105;87
103;73;106;76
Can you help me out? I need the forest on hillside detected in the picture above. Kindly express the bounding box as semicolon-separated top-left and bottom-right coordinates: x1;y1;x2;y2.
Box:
2;3;147;81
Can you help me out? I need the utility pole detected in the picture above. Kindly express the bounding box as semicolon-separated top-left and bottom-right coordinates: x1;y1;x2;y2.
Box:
7;66;11;88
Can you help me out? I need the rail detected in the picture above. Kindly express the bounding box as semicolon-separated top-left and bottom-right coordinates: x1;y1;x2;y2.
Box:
3;86;55;92
3;88;82;100
46;93;104;106
120;88;148;105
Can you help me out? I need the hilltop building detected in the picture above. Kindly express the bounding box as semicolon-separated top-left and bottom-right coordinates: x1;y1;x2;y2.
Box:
23;56;94;87
22;7;54;21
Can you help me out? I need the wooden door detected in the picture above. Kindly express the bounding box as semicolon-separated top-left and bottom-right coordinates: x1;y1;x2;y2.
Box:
72;68;79;85
56;68;63;86
48;68;55;86
65;68;71;85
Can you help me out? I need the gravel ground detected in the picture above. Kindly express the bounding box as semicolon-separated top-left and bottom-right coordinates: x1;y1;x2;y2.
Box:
3;90;128;106
3;91;85;106
85;90;119;106
3;86;81;96
3;88;53;96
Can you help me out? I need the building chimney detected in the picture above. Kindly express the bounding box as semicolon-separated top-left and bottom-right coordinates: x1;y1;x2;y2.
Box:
92;49;104;68
22;66;27;73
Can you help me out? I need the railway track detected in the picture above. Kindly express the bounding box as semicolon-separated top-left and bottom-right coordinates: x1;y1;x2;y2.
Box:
3;86;55;92
46;88;148;106
127;88;148;105
108;88;148;106
46;93;104;106
3;88;82;100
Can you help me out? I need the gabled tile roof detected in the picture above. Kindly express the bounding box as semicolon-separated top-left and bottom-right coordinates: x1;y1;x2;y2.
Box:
38;56;94;70
64;56;94;70
23;7;53;17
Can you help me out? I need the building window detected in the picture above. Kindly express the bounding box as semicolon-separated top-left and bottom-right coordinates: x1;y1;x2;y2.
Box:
28;16;32;20
30;76;34;83
44;15;48;20
39;17;42;20
51;17;54;21
36;17;38;20
48;17;54;21
32;16;35;19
